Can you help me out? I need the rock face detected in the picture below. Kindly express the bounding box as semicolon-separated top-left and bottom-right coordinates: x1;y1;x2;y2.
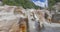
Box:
0;5;29;32
1;5;60;32
0;6;23;32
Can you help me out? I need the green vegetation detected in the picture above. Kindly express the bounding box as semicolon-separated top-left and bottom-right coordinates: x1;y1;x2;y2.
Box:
48;0;60;10
2;0;60;9
48;0;56;10
2;0;40;9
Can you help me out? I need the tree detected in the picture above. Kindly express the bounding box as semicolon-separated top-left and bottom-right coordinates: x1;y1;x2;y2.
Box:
48;0;56;10
2;0;40;9
55;0;60;2
2;0;60;9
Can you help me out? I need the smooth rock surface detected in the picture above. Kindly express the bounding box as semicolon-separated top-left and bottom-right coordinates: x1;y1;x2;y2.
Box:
0;6;20;32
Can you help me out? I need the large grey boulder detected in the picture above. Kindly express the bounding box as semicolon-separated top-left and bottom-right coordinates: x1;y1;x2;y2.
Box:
0;6;20;32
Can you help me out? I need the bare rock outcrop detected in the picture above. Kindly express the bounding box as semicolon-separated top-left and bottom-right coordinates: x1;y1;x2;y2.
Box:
0;5;26;32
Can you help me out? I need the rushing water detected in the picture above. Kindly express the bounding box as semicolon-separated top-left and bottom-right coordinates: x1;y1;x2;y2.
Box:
40;21;60;32
41;27;60;32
